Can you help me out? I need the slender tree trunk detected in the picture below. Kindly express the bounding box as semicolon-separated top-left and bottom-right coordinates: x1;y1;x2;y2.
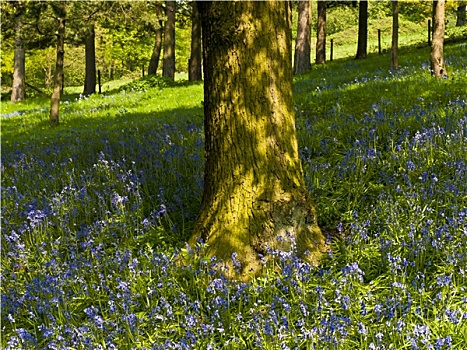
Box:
83;24;96;95
293;0;311;74
390;0;398;70
189;1;202;81
50;17;65;126
316;0;326;65
431;0;447;78
148;3;163;75
11;15;26;103
44;67;52;88
456;5;466;26
110;64;114;80
163;0;176;80
192;1;326;278
356;0;368;59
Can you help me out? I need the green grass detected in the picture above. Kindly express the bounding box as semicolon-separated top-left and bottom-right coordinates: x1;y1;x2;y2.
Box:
1;78;204;144
315;14;466;61
1;41;467;349
325;14;426;60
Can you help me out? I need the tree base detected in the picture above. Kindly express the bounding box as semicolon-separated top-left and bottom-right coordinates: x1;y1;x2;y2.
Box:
190;192;328;280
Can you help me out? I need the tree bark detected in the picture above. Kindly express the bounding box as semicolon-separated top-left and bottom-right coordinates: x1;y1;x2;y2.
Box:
189;1;202;81
293;0;311;74
316;0;326;65
390;0;398;70
148;3;163;75
11;14;26;103
192;1;326;278
50;17;65;126
431;0;446;78
162;0;176;80
83;24;96;95
355;0;368;59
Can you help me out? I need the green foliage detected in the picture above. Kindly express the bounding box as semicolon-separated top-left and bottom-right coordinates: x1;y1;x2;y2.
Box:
325;5;359;35
368;0;392;20
399;0;432;23
445;25;467;43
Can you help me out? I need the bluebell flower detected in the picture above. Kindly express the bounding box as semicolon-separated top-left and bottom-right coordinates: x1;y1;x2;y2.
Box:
436;274;452;288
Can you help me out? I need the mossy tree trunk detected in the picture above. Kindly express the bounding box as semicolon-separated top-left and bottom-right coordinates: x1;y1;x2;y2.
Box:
355;0;368;59
316;0;326;65
431;0;447;78
11;13;25;103
293;0;311;74
162;0;175;80
148;3;163;75
390;0;398;70
191;1;326;278
50;17;65;126
189;1;202;81
83;24;96;95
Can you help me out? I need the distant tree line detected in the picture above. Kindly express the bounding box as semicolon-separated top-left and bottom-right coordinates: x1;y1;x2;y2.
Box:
1;0;462;124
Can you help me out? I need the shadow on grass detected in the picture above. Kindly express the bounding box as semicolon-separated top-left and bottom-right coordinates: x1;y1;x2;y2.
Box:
2;104;204;149
293;43;466;121
2;106;205;245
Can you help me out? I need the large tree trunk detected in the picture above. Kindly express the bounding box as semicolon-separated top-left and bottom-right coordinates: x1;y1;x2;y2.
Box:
191;1;326;278
316;0;326;65
162;0;176;80
50;17;65;126
355;0;368;59
431;0;446;78
293;0;311;74
390;0;398;70
188;1;202;81
83;24;96;95
11;14;26;103
148;3;163;75
456;5;466;26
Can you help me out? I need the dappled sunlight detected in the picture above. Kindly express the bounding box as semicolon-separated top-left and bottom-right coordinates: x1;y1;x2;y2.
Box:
191;1;325;273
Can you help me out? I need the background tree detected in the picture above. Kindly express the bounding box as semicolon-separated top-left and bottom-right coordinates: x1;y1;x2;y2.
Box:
148;2;164;75
391;0;399;70
83;24;96;95
10;2;26;103
2;1;51;101
431;0;447;78
102;2;154;76
191;1;326;277
188;1;202;81
294;0;312;74
316;0;326;65
49;2;66;126
355;0;368;59
75;2;113;95
163;0;176;80
456;3;466;26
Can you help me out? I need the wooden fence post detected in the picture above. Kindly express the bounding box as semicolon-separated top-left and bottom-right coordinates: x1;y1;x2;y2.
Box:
378;29;382;54
98;70;102;94
330;39;334;61
428;20;432;46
